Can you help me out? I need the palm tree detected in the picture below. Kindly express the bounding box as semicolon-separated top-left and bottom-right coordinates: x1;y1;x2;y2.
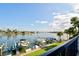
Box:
57;32;63;42
74;20;79;33
71;17;78;24
68;27;76;37
71;17;79;33
64;27;77;39
64;29;70;39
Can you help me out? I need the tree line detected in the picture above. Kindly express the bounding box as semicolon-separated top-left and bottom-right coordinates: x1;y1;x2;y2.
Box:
57;17;79;42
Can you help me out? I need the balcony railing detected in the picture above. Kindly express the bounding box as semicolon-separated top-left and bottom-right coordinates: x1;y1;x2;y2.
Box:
41;35;79;56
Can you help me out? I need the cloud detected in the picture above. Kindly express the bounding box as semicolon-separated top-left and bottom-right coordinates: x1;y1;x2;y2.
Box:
41;21;48;24
30;24;34;26
47;3;79;32
52;12;61;15
31;4;79;32
35;20;48;24
35;20;40;23
48;13;79;31
71;3;79;13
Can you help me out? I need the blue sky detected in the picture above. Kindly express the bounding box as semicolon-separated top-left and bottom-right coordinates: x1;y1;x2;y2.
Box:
0;3;73;31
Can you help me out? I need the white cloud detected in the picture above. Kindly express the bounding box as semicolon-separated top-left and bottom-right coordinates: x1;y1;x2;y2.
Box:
30;24;34;26
71;3;79;13
41;21;48;24
52;12;61;15
47;3;79;32
35;20;40;23
34;4;79;32
48;13;79;31
35;20;48;24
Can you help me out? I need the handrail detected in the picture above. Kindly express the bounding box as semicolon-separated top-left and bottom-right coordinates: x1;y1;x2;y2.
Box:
41;35;79;56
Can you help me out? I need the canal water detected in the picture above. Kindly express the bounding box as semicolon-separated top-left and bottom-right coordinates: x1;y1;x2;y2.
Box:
0;32;58;53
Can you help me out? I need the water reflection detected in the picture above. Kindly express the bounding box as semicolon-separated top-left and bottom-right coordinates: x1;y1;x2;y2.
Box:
0;31;58;55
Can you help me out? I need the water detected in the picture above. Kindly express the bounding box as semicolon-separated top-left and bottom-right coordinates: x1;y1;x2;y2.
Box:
0;32;58;53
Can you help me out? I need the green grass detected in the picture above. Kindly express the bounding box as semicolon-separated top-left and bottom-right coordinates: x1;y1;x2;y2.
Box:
26;42;64;56
26;49;47;56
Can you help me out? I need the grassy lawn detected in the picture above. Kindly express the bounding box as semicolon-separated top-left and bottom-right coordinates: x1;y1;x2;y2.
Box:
26;42;64;56
26;49;47;56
